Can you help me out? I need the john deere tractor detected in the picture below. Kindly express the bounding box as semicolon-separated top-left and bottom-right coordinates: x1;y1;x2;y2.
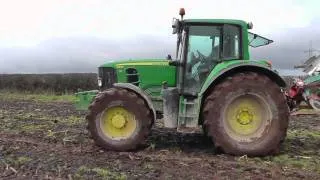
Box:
78;9;289;156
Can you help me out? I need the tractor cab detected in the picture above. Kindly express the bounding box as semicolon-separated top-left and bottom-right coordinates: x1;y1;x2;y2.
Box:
169;9;273;97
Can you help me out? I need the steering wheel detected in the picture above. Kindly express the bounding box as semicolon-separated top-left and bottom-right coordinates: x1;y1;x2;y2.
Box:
189;50;208;81
196;50;211;71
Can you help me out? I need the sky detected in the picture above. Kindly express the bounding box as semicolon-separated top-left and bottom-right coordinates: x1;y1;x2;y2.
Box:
0;0;319;74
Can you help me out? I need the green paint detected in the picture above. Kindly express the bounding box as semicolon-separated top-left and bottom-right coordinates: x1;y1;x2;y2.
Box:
102;59;176;112
199;60;270;95
100;59;176;94
99;59;169;68
77;18;283;129
303;74;320;98
76;59;176;111
304;74;320;85
75;90;99;110
112;59;176;96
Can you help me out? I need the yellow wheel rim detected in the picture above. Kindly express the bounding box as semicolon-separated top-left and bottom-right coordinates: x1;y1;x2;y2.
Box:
224;94;271;142
100;106;137;139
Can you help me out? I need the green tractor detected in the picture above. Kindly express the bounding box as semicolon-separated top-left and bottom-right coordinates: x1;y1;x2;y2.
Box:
78;9;289;156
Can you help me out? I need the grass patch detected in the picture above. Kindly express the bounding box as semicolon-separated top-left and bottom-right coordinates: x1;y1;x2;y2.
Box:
269;154;320;173
2;156;32;167
20;124;49;132
286;129;320;139
247;129;320;173
61;115;85;125
0;109;84;134
0;90;76;103
74;166;127;180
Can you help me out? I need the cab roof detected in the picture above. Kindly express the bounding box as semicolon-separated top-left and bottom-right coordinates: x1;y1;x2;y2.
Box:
183;19;273;48
183;19;248;26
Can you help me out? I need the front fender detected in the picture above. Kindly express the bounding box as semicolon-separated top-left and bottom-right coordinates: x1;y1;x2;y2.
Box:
199;60;286;97
113;83;156;120
74;90;99;110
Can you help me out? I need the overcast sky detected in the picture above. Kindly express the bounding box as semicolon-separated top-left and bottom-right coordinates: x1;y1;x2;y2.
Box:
0;0;319;74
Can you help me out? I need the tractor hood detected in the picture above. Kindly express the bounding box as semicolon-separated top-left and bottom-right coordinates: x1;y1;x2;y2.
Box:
99;59;170;68
98;58;177;96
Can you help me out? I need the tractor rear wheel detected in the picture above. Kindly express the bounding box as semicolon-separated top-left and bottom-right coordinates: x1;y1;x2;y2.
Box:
86;87;153;151
203;72;289;156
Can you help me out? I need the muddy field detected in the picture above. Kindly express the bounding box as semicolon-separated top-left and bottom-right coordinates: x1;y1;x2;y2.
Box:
0;94;319;180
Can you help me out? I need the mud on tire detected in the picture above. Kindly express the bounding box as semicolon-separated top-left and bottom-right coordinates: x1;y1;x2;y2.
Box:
202;72;289;156
86;87;153;151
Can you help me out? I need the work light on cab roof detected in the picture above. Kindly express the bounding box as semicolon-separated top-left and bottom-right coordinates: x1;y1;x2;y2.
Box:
179;8;185;19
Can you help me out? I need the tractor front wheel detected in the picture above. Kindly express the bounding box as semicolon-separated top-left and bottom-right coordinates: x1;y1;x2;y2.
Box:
86;87;153;151
203;72;289;156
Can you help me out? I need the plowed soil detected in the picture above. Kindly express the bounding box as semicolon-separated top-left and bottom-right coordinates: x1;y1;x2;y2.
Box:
0;97;319;180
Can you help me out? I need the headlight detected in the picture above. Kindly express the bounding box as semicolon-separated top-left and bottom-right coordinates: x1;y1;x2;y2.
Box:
98;78;102;87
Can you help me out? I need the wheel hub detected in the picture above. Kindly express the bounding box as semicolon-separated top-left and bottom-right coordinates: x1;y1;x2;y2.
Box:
111;114;126;129
236;108;253;125
100;106;137;139
224;94;270;141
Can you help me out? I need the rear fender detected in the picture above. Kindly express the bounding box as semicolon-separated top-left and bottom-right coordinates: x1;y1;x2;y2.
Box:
113;83;156;120
199;61;286;97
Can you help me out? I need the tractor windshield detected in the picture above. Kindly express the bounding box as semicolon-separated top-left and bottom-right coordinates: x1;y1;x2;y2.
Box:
248;32;273;48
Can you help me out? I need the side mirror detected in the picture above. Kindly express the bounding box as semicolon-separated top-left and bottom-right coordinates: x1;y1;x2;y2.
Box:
172;18;180;34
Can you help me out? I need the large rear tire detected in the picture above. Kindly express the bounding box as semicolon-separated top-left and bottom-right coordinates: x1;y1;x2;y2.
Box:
86;87;153;151
202;72;289;156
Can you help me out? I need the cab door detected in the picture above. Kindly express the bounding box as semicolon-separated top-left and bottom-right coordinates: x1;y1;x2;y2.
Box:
182;24;241;96
183;25;222;95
